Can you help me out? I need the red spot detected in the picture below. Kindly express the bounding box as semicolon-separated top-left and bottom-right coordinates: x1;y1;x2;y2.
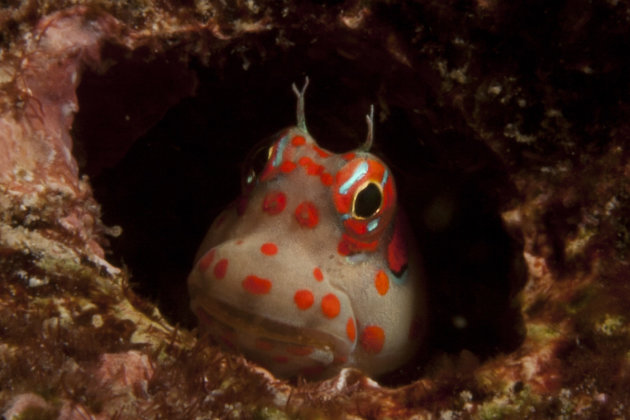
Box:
312;145;330;158
337;234;378;256
309;164;324;176
286;345;313;356
298;156;312;166
260;242;278;255
313;267;323;282
375;270;390;296
295;201;319;228
387;213;409;276
291;135;306;146
321;293;340;319
346;317;356;342
280;161;297;173
360;325;385;354
236;239;244;245
214;259;228;279
294;290;314;310
342;152;356;161
243;275;272;295
298;156;323;176
273;355;289;364
255;338;274;351
262;191;287;215
198;249;216;272
320;172;333;186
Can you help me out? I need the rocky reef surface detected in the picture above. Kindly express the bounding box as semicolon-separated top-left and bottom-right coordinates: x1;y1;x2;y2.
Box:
1;1;629;418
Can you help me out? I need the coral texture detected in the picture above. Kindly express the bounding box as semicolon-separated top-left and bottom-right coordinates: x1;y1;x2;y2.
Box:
1;0;629;418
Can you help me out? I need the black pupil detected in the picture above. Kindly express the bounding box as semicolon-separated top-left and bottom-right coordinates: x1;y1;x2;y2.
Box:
354;182;382;218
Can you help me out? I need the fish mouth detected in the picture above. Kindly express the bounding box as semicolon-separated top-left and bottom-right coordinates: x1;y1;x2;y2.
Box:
192;297;349;361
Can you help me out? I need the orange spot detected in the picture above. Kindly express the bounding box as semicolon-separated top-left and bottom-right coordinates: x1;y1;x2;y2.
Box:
375;270;390;296
313;267;323;282
280;161;297;173
360;325;385;354
286;345;313;356
346;317;356;342
260;242;278;255
262;191;287;215
291;135;306;146
242;275;272;295
320;172;333;186
342;152;356;161
273;355;289;364
255;338;274;351
321;293;340;318
198;249;215;272
214;259;228;279
294;289;314;310
295;201;319;228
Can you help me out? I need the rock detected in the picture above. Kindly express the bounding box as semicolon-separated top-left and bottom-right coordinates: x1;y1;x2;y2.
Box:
1;1;629;418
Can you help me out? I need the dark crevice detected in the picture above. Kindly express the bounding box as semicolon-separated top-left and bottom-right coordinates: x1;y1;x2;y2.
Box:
73;28;526;386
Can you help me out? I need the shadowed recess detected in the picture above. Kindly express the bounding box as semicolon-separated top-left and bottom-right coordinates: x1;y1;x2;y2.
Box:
72;27;526;386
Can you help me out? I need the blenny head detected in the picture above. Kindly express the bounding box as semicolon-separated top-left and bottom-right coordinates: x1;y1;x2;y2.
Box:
188;79;425;379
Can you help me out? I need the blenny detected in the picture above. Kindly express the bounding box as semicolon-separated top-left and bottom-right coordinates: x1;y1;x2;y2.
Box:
188;79;425;379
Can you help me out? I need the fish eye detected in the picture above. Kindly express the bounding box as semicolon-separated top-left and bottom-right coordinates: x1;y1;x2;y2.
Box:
243;143;273;187
352;181;382;219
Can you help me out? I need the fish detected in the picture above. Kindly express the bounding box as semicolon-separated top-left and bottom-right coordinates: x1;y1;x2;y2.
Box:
188;78;425;379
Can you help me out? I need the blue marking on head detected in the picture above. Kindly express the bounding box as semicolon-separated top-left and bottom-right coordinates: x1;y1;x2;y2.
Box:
339;160;369;195
382;169;389;186
391;269;408;285
367;218;379;232
273;135;289;168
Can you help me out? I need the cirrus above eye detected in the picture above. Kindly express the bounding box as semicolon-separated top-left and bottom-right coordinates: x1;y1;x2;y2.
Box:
353;182;382;219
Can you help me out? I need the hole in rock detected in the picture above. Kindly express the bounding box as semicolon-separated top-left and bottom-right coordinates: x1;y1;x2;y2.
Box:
73;31;526;386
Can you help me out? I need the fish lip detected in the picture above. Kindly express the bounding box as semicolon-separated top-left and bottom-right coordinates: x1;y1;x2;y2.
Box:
192;297;351;356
